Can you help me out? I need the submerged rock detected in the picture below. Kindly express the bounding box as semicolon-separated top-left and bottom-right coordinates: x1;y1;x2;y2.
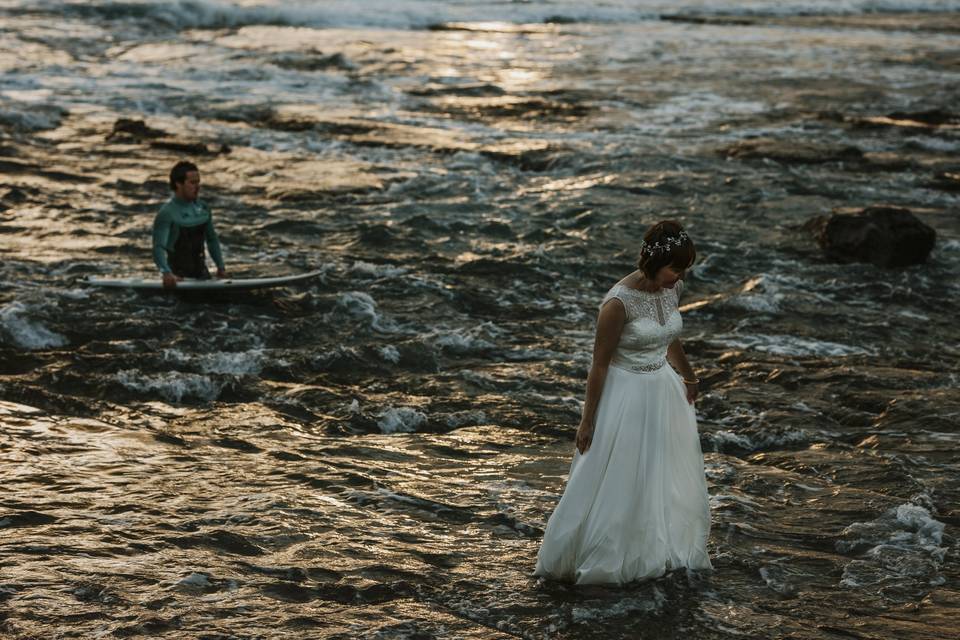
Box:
479;141;569;171
927;170;960;193
854;109;960;130
106;118;230;155
106;118;165;141
721;138;862;164
804;206;936;268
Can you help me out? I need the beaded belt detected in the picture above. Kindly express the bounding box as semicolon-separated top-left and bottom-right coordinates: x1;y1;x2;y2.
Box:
610;358;665;374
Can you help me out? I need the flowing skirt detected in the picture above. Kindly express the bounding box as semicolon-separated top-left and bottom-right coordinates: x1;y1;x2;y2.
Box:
535;364;712;585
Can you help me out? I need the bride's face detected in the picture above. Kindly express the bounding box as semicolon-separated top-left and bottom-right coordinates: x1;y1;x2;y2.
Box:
655;265;685;289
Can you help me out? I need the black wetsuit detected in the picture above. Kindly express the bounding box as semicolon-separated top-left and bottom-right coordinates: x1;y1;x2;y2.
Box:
167;223;211;279
152;196;224;279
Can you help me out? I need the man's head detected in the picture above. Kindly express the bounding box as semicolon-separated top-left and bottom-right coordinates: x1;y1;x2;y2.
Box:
170;160;200;201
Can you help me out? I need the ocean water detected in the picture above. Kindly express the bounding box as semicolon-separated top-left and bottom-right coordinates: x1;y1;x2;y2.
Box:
1;1;958;638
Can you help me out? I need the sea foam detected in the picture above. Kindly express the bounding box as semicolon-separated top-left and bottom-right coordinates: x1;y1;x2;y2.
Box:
0;302;68;350
162;348;265;376
377;406;428;433
837;500;947;588
114;370;222;403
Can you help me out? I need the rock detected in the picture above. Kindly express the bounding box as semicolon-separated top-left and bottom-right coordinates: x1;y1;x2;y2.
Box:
721;138;863;164
2;187;28;203
479;141;569;171
407;83;506;98
851;110;960;130
885;109;960;126
269;51;353;72
804;206;936;268
107;118;166;141
927;170;960;193
106;118;230;154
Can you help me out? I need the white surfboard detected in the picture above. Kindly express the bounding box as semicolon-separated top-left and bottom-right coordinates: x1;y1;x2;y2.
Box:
84;269;324;291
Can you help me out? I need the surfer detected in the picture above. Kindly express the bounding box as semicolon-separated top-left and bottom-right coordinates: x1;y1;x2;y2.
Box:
152;160;227;289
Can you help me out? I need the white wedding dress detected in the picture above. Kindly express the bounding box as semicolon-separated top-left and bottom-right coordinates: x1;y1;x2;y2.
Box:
535;280;712;584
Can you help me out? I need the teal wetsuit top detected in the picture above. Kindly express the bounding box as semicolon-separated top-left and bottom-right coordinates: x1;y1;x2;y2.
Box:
152;196;225;276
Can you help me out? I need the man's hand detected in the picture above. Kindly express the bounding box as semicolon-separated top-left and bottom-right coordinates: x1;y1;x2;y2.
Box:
162;272;179;289
216;268;227;279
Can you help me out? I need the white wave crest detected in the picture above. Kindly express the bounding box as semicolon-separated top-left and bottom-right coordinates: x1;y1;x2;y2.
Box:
377;345;400;364
711;333;874;357
0;302;68;350
333;291;397;332
377;406;427;433
162;348;265;375
350;261;407;279
430;322;502;354
837;499;947;589
114;369;221;402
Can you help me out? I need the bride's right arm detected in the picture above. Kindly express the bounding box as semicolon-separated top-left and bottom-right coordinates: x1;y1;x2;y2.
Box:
576;300;626;453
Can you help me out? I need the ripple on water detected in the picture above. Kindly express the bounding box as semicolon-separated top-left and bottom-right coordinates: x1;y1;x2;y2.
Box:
2;1;959;638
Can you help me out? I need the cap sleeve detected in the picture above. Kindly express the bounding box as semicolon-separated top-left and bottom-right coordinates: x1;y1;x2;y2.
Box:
600;284;634;322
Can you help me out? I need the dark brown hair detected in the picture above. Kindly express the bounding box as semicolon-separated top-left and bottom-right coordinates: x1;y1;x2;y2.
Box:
169;160;198;191
637;220;696;278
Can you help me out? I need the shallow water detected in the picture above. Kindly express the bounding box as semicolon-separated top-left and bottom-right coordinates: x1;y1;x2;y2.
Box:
1;1;959;638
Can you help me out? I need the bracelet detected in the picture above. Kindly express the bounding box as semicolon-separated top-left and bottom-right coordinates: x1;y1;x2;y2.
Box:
683;377;700;385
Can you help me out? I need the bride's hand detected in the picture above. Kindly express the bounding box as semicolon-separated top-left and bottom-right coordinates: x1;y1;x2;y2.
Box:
575;421;594;454
684;380;699;404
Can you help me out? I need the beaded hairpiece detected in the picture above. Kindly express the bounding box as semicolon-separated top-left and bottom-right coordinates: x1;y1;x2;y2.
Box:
640;230;690;257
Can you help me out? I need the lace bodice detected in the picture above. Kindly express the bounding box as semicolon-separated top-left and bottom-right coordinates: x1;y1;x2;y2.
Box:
600;280;684;373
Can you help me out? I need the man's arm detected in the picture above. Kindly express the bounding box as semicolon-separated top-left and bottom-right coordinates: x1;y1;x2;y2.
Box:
203;207;226;276
152;208;173;274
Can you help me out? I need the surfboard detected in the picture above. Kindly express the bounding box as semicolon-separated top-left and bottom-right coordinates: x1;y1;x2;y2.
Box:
84;269;324;291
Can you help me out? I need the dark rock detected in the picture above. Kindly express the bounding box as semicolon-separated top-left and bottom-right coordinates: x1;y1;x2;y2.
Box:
107;118;166;141
356;223;398;246
851;110;960;131
167;529;265;556
480;142;569;171
408;83;506;98
660;14;755;26
926;170;960;193
722;138;863;164
544;15;579;24
269;51;353;72
479;220;514;237
804;206;936;268
0;510;57;528
106;118;230;154
886;109;960;126
2;187;28;203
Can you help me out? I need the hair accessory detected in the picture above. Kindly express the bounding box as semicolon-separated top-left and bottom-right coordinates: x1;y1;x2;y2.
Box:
640;230;690;257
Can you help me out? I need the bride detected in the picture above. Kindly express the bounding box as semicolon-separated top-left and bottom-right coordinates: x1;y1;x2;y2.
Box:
535;220;712;585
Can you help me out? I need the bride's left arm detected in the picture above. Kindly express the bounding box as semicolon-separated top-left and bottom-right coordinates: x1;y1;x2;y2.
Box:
667;339;699;404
